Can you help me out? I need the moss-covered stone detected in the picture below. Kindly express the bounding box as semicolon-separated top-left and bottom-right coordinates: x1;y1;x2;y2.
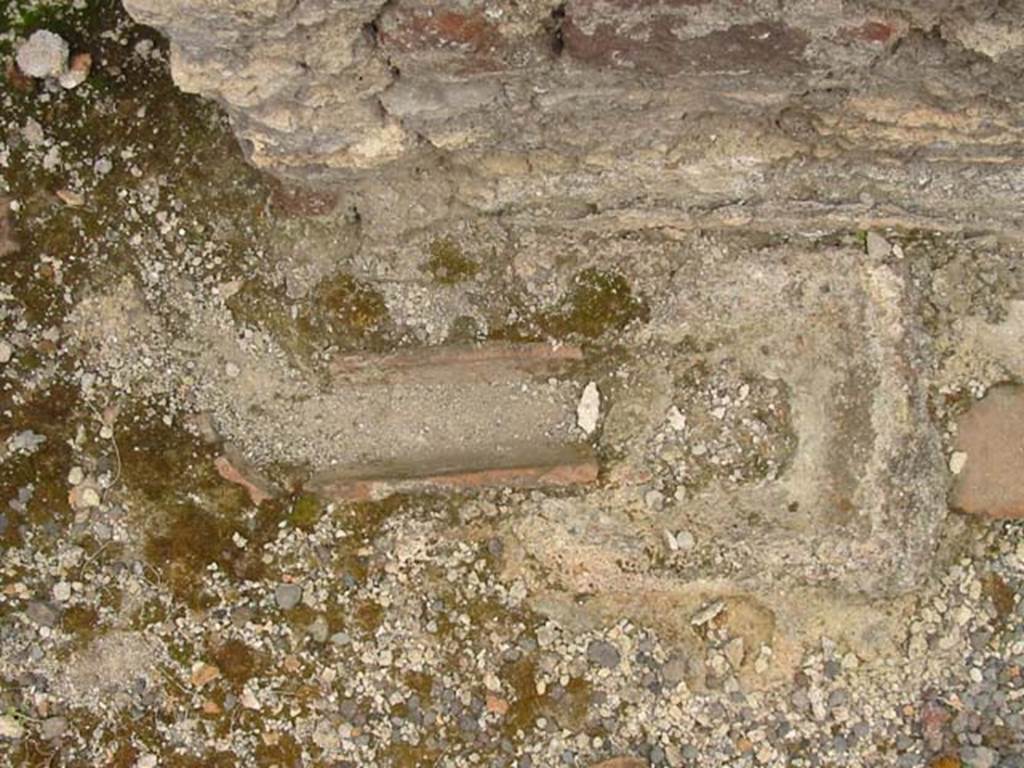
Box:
541;268;649;339
289;492;322;530
425;237;479;285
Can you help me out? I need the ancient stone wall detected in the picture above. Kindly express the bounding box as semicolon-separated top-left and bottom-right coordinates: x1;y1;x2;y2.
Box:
109;0;1024;612
124;0;1024;237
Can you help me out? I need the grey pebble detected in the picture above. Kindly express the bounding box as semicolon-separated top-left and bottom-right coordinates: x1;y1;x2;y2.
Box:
309;615;329;643
26;601;59;627
662;654;688;687
828;688;849;707
16;30;68;78
274;583;302;610
231;606;254;627
586;639;621;669
792;688;809;711
41;716;67;740
9;430;46;453
960;746;997;768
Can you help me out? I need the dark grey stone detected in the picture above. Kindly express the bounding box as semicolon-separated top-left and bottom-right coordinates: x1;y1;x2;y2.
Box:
586;639;621;669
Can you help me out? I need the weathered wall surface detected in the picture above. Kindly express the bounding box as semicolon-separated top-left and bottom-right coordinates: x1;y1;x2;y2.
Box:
123;0;1024;237
111;0;1024;621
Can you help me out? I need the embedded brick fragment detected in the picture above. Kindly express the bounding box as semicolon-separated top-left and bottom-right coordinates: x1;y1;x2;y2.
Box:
563;0;808;75
951;385;1024;519
310;444;598;501
214;448;278;506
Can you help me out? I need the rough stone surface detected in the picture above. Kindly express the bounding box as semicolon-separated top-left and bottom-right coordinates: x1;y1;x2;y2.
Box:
26;601;59;628
952;385;1024;519
124;0;1024;240
15;30;69;78
577;381;601;435
6;3;1024;766
274;583;303;610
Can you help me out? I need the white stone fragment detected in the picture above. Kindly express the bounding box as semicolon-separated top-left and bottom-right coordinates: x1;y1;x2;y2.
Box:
240;687;261;710
949;451;968;475
666;405;687;431
866;231;891;260
663;529;678;551
16;30;69;78
52;582;72;602
0;714;25;739
674;529;695;551
691;599;725;627
59;68;88;89
576;381;600;435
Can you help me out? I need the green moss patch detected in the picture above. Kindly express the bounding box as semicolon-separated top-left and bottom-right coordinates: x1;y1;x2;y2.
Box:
424;237;479;285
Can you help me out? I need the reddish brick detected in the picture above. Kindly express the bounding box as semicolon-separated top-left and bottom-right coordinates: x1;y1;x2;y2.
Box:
920;700;951;751
380;7;504;70
564;4;808;76
214;450;277;506
844;20;897;44
268;179;338;218
485;694;509;715
309;445;599;502
951;385;1024;519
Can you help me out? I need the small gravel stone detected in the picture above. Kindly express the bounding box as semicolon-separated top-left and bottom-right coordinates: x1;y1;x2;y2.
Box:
949;451;968;475
275;583;303;610
866;231;891;260
79;487;101;508
8;430;46;453
26;600;59;627
662;654;688;687
691;600;725;627
586;639;621;669
0;340;12;364
52;582;72;602
674;530;695;551
666;405;687;430
960;745;997;768
309;615;329;643
41;716;67;740
724;637;745;669
16;30;69;79
577;381;601;435
0;714;24;739
59;52;91;89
